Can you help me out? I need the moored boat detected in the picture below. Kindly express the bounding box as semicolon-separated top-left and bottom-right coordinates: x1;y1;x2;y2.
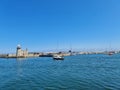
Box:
108;51;115;56
53;55;64;60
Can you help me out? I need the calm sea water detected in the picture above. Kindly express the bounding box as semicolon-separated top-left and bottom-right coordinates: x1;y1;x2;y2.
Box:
0;54;120;90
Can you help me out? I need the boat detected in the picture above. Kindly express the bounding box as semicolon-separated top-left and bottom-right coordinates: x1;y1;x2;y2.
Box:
108;51;115;56
39;54;53;57
107;44;115;56
53;55;64;60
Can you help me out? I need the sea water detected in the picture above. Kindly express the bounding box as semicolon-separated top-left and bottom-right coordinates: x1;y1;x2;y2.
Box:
0;54;120;90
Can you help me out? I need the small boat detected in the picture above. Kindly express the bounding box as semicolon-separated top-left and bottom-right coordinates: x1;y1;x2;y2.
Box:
53;55;64;60
108;51;115;56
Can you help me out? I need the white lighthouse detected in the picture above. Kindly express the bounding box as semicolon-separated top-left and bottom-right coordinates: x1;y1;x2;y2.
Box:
16;44;28;58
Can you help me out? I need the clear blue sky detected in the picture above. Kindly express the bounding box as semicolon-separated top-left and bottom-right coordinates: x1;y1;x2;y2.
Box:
0;0;120;53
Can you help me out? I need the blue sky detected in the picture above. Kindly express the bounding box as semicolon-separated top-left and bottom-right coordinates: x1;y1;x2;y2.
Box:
0;0;120;53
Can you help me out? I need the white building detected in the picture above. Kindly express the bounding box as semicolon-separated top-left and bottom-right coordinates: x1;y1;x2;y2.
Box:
16;45;28;58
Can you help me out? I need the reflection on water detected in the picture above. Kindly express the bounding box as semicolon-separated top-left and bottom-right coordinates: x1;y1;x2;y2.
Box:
0;54;120;90
16;60;24;77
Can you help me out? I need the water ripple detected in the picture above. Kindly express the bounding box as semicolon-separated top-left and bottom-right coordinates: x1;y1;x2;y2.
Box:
0;55;120;90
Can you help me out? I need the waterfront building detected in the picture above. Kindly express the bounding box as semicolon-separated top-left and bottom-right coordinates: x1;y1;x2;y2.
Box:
16;45;28;58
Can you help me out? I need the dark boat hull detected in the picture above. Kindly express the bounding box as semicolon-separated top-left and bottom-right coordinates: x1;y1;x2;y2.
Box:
53;58;64;60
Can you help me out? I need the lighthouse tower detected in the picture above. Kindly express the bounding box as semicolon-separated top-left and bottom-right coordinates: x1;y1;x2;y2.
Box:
16;44;28;58
16;44;22;57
